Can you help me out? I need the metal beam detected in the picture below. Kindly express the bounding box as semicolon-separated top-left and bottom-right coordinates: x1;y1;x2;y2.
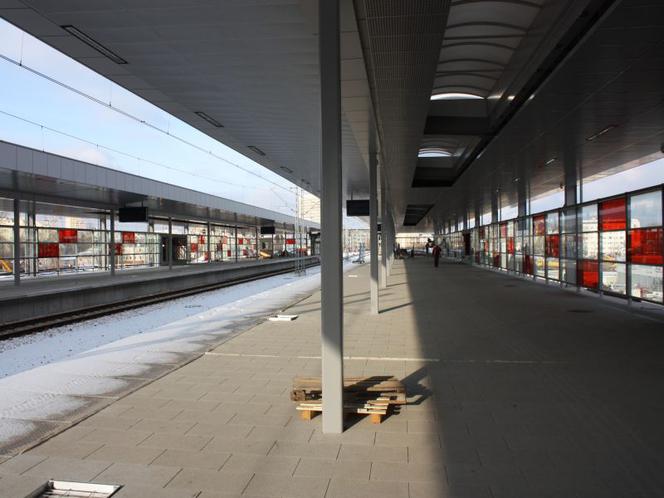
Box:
319;0;344;434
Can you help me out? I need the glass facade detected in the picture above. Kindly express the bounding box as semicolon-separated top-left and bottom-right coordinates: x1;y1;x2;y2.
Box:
0;198;311;280
441;186;663;305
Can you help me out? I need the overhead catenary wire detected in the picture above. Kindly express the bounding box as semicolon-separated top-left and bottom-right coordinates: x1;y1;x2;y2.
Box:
0;52;297;196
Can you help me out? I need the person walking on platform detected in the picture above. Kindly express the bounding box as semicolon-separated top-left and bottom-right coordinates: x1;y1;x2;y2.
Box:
432;243;441;268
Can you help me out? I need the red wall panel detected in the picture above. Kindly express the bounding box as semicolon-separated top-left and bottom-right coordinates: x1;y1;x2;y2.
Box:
629;228;663;265
58;229;77;243
38;243;59;258
599;197;626;231
122;232;135;244
577;260;599;288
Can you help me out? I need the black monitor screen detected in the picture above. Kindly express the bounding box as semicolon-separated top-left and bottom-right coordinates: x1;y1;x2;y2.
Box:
346;200;370;216
118;206;148;222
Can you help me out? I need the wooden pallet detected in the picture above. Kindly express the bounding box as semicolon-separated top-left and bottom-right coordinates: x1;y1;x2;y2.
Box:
292;376;406;424
291;376;407;405
296;398;390;424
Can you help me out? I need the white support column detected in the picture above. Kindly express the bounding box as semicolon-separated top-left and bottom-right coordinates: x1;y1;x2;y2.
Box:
369;128;379;315
319;0;344;434
13;198;20;285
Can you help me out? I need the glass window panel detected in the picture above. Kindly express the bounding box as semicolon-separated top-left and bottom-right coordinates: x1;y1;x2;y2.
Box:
630;264;663;303
547;257;559;281
514;235;522;253
630;191;662;229
533;235;545;256
0;227;13;243
500;253;507;269
523;254;533;274
581;205;598;232
507;254;515;271
561;234;577;259
546;212;559;234
578;260;599;288
628;228;663;265
545;235;560;257
534;256;545;277
599;197;626;231
601;262;626;295
533;215;546;236
515;254;523;273
78;230;94;243
38;228;58;242
581;233;598;260
0;243;13;259
562;259;577;284
600;231;626;262
561;207;577;234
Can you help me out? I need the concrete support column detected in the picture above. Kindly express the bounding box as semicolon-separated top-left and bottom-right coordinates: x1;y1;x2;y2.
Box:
13;198;20;285
491;192;499;224
564;164;578;207
380;166;387;289
517;179;528;218
319;0;344;434
109;209;116;276
369;131;379;314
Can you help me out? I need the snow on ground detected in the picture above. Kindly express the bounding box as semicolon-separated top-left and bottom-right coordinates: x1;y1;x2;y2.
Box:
0;262;360;450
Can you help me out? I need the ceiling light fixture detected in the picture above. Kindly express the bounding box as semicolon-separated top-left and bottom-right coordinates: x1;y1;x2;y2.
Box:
585;125;617;142
279;166;293;174
418;147;452;158
61;25;127;64
194;111;223;128
430;92;484;101
513;177;520;182
545;157;557;166
248;146;266;156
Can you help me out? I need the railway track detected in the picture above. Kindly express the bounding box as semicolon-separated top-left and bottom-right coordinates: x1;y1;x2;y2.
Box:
0;261;319;340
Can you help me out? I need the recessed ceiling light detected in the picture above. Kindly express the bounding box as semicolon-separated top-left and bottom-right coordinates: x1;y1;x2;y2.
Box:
418;147;452;158
513;177;520;182
545;157;557;165
194;111;223;127
62;25;127;64
430;92;484;101
248;145;266;156
586;125;617;142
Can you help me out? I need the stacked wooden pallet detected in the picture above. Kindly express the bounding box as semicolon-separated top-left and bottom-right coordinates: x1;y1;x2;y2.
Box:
291;376;406;424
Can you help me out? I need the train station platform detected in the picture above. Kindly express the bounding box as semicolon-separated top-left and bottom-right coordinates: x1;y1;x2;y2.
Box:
1;257;663;497
0;257;317;331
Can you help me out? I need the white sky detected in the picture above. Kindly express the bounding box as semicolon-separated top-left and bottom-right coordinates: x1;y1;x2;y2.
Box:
0;18;334;223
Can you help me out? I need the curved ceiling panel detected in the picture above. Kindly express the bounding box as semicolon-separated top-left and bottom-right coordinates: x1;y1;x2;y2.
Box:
439;44;514;65
448;1;542;28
